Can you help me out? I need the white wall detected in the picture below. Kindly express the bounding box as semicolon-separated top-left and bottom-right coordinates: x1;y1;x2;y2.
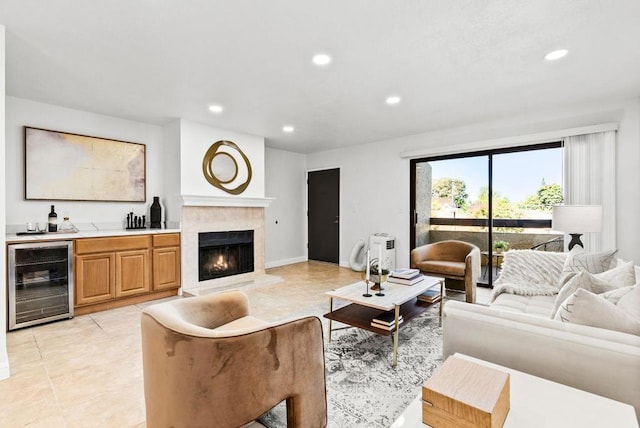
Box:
162;119;181;224
5;97;165;226
0;24;9;380
306;97;640;268
616;98;640;263
264;147;307;267
307;141;411;268
179;119;265;198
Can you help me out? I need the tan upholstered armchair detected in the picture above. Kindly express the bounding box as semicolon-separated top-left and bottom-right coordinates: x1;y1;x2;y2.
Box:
141;290;327;428
410;240;481;303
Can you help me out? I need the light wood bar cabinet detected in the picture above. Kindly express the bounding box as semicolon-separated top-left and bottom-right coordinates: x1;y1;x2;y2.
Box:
75;233;181;315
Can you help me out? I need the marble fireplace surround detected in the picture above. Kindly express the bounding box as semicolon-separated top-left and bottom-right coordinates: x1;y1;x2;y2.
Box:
180;196;280;296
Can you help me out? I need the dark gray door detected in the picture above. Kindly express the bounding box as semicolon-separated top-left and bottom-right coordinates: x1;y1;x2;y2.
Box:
308;168;340;263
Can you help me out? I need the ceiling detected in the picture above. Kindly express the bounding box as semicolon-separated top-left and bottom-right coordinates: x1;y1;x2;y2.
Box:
1;1;639;153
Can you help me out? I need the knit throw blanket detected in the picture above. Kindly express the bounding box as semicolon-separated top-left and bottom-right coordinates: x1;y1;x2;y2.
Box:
491;250;567;302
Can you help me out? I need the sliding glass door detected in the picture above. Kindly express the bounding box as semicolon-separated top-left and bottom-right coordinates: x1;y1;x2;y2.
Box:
410;143;563;286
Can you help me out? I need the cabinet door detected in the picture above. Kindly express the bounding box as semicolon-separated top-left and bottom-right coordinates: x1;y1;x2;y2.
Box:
115;249;151;297
76;253;116;306
153;247;181;290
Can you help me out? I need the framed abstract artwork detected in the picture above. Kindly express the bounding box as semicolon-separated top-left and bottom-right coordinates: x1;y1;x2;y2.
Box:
24;127;146;202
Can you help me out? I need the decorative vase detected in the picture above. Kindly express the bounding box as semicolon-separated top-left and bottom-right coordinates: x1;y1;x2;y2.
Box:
150;196;162;229
370;274;388;290
495;248;504;254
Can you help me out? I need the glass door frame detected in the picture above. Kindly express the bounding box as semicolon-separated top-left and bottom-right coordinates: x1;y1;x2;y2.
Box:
409;141;562;286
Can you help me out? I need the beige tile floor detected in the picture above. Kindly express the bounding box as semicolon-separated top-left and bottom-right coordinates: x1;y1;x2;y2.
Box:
1;261;490;427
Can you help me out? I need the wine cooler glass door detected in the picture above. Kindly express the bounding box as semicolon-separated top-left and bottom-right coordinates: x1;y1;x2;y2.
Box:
8;241;74;330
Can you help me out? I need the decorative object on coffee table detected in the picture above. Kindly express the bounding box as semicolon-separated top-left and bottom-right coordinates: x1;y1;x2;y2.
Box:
370;261;389;295
363;249;372;297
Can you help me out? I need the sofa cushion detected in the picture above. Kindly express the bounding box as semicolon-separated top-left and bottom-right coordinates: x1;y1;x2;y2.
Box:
490;293;555;318
447;300;640;348
552;263;637;317
417;260;465;277
617;285;640;320
559;247;618;286
602;285;636;305
554;289;640;336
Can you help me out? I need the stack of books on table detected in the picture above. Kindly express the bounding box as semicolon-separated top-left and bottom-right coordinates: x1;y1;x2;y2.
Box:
371;311;404;331
417;287;441;304
388;268;424;285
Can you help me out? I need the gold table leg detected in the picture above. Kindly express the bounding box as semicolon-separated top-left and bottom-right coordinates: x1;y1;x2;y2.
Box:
328;297;333;342
439;279;444;327
392;304;400;368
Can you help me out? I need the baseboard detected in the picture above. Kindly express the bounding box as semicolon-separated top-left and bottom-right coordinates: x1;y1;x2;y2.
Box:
265;256;307;269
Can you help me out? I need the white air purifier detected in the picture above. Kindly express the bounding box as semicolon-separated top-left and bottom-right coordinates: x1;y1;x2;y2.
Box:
368;234;396;272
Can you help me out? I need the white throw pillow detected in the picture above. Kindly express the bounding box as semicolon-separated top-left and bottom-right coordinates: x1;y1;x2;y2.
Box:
617;285;640;321
601;285;636;305
554;288;640;336
558;247;618;286
551;262;636;318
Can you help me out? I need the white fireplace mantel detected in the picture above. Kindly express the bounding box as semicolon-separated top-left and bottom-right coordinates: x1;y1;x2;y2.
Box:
179;195;275;208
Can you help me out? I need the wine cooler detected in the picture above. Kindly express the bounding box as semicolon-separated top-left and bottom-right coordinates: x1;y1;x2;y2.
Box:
8;241;74;330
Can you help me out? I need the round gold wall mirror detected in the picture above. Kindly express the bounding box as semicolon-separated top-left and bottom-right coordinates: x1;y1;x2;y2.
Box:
210;152;238;184
202;140;252;195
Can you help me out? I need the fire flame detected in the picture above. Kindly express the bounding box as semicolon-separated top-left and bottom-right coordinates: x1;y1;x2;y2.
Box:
205;254;228;272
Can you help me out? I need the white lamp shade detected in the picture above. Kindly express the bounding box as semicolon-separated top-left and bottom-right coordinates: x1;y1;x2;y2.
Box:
552;205;603;233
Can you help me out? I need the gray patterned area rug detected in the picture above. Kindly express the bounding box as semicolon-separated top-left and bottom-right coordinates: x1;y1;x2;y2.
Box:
260;304;443;427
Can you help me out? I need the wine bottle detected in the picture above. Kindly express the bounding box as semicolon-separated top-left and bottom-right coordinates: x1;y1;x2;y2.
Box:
48;205;58;232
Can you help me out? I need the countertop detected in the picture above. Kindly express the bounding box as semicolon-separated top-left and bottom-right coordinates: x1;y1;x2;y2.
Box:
6;228;181;243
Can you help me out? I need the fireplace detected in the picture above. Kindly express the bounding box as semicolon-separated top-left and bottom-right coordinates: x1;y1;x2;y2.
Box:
199;230;254;282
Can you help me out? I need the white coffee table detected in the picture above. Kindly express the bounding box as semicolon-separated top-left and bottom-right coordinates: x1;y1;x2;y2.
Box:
324;276;443;367
392;353;639;428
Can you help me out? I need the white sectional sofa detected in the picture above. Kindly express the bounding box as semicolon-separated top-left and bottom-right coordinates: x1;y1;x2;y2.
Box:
442;250;640;422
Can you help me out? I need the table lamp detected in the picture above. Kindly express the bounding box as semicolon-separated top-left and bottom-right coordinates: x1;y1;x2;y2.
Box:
552;205;603;250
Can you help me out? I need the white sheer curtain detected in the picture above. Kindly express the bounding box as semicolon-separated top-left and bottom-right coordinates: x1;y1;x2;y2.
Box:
563;131;616;251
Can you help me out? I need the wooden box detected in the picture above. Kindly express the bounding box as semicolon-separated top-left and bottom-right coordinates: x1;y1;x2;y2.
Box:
422;355;510;428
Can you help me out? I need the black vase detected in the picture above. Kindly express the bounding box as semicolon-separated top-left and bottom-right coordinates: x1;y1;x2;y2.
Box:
150;196;162;229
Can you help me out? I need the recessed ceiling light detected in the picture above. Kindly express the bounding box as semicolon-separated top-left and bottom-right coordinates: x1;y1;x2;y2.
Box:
208;104;224;113
282;125;294;133
312;53;332;66
544;49;568;61
386;96;401;105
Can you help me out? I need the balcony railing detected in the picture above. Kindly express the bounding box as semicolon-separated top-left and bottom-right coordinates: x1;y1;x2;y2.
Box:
424;217;562;257
429;218;551;228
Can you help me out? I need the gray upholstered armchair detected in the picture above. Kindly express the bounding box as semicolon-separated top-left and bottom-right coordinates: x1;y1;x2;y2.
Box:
410;240;481;303
141;290;327;428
